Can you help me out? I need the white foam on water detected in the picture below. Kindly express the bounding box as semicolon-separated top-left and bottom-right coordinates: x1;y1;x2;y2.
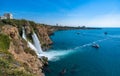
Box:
39;49;73;61
39;38;109;61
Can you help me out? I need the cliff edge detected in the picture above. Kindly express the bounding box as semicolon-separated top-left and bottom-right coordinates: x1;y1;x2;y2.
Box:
0;19;51;76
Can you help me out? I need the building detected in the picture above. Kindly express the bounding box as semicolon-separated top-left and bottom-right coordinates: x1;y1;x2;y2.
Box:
0;16;7;19
4;13;13;19
0;13;13;19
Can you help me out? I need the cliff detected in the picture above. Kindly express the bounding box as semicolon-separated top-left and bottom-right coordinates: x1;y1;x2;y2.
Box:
0;19;53;51
0;25;45;76
0;19;94;76
34;25;53;51
0;19;55;76
0;19;98;51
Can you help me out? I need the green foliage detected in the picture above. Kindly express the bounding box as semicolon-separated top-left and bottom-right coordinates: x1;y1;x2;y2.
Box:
7;70;34;76
0;34;10;53
0;57;10;68
0;19;38;37
0;19;37;28
0;19;43;76
0;56;35;76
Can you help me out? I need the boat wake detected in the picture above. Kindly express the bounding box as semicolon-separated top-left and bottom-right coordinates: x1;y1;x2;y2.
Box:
74;38;109;50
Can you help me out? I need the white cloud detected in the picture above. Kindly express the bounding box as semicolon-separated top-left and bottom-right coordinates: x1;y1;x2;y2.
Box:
87;14;120;27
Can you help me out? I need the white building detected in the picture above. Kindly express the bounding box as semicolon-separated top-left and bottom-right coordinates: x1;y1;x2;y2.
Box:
0;16;7;19
0;13;13;19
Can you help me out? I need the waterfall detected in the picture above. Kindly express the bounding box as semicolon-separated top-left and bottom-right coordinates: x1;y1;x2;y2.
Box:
22;27;72;61
32;32;43;54
22;27;27;40
22;27;39;55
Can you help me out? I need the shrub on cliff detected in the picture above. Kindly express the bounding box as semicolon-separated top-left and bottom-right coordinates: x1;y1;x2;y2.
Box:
0;34;10;53
0;33;35;76
0;55;35;76
24;47;37;56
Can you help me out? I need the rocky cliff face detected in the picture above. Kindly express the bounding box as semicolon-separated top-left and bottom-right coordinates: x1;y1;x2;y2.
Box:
35;25;53;51
0;19;83;76
1;25;45;76
0;19;55;75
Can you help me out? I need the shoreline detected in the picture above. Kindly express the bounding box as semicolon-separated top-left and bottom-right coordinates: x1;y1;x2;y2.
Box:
0;19;102;76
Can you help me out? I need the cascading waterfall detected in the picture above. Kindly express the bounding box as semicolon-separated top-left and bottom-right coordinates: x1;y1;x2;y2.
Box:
22;27;112;61
22;27;39;55
22;27;74;61
22;27;73;61
22;27;27;40
32;32;43;54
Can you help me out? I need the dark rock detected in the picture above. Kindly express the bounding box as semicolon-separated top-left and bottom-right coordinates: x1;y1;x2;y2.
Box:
40;56;48;66
59;68;67;76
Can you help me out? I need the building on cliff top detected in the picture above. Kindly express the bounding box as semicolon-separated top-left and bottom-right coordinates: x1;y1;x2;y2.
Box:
0;13;13;19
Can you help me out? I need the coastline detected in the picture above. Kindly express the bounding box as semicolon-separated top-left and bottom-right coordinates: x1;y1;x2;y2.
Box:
0;19;102;76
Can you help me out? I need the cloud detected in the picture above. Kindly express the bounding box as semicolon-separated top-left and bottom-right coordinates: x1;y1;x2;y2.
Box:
87;14;120;27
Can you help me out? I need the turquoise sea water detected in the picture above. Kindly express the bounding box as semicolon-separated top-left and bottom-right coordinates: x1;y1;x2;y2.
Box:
44;28;120;76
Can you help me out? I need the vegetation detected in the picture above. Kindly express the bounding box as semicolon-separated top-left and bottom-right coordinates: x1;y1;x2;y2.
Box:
0;55;35;76
0;19;47;76
0;33;35;76
24;47;37;56
0;34;10;53
0;19;38;36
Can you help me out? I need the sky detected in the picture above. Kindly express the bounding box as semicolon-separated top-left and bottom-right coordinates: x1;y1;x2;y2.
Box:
0;0;120;27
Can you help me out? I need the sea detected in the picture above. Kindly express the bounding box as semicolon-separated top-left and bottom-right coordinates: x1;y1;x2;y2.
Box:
43;28;120;76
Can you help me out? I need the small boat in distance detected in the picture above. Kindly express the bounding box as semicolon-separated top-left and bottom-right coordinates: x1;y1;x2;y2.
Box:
77;32;80;35
104;32;108;35
92;44;99;48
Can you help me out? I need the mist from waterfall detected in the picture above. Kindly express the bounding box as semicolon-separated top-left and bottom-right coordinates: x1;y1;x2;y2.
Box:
32;32;43;54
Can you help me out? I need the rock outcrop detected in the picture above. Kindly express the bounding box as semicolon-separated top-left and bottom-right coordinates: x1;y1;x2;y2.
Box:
35;25;53;51
1;25;45;76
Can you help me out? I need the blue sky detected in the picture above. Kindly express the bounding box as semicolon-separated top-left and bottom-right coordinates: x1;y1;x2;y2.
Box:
0;0;120;27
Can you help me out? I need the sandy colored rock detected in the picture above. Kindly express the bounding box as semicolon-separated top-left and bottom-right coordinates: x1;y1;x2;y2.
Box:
2;25;44;76
35;25;53;51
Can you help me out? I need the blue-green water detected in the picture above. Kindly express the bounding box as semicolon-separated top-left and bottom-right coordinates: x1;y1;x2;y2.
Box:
44;28;120;76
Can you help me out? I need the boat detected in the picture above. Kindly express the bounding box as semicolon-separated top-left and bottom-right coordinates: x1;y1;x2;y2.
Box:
104;32;108;35
92;44;99;48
